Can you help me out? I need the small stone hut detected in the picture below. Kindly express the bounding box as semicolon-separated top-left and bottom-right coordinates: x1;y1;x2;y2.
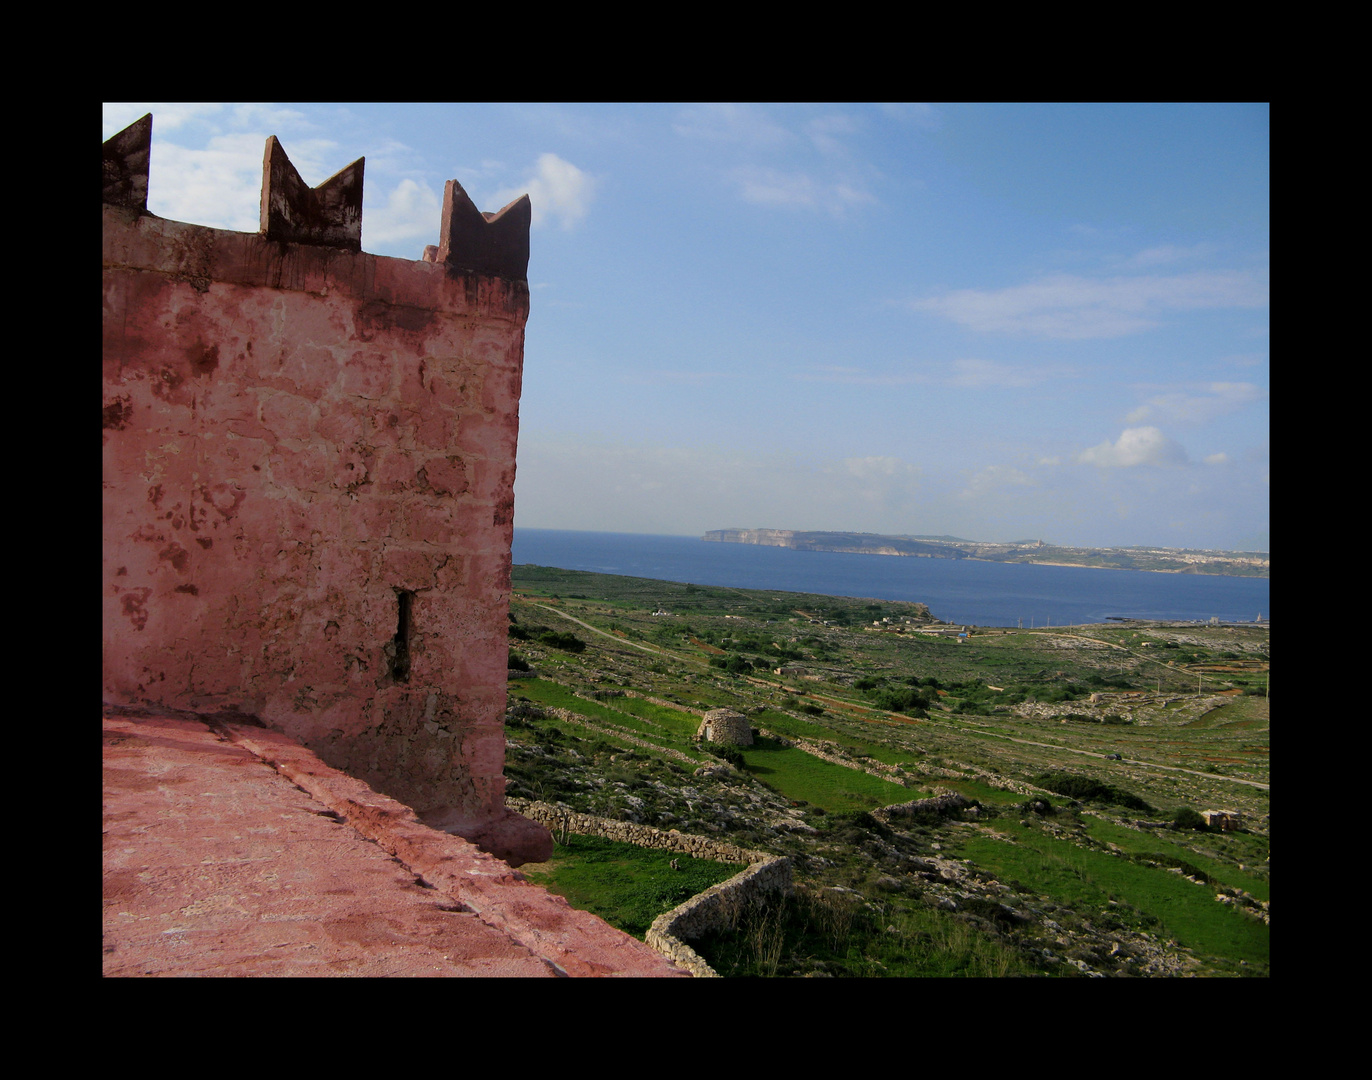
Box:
697;708;753;746
1202;809;1243;831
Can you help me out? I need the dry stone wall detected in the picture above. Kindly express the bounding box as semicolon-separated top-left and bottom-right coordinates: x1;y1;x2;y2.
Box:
508;797;792;976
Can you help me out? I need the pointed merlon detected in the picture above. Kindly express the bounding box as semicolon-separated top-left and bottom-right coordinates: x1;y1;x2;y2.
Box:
103;113;152;211
436;180;530;282
259;136;364;251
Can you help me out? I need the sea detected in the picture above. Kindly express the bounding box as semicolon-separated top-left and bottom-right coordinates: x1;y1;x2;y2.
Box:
511;529;1271;629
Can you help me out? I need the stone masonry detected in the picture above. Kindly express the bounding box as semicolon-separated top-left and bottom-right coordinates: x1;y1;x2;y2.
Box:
697;708;753;746
102;114;549;865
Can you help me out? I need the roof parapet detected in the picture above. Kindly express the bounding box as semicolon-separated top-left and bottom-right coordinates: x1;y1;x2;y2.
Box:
103;112;530;280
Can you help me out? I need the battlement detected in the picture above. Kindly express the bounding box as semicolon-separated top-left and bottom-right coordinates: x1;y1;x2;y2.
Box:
103;113;530;279
102;113;550;866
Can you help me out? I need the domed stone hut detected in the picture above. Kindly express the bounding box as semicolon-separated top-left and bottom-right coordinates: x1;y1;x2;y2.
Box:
696;708;753;746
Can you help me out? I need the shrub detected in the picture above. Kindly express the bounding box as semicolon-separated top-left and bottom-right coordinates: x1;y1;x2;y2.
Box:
712;746;746;769
1171;807;1210;832
536;630;586;652
1032;771;1154;814
508;651;530;671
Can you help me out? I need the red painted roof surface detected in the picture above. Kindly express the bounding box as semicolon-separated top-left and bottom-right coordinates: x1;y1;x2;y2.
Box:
103;710;686;977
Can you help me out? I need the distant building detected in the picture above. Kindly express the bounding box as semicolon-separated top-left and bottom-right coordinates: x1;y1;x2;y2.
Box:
1202;809;1243;831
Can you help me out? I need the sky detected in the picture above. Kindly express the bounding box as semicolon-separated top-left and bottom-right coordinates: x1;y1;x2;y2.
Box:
102;103;1269;552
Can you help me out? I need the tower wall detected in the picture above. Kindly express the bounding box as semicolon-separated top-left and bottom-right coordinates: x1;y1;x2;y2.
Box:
102;115;550;863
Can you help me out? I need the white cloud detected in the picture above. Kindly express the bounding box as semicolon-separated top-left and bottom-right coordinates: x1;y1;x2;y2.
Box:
141;128;352;233
910;271;1269;339
362;179;443;250
146;133;267;231
1124;382;1265;426
492;153;595;230
1078;427;1189;468
1204;452;1231;465
103;102;225;137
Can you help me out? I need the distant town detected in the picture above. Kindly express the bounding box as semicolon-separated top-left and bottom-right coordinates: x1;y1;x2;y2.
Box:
703;529;1269;579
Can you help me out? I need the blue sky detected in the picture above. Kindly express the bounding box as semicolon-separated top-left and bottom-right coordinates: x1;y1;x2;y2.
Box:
103;103;1269;551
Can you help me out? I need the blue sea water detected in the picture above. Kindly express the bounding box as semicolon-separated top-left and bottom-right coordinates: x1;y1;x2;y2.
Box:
511;529;1270;629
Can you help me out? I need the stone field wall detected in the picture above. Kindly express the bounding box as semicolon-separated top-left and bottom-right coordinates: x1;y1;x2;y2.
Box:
507;797;792;976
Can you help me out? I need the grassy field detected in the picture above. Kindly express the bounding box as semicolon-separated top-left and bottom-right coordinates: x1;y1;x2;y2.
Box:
505;563;1270;976
740;737;915;813
517;834;740;940
957;818;1269;975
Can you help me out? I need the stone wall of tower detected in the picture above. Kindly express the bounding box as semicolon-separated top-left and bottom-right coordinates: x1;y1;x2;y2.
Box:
102;114;550;864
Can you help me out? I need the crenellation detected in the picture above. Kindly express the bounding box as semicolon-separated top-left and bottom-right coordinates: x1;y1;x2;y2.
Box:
259;136;364;251
102;112;152;211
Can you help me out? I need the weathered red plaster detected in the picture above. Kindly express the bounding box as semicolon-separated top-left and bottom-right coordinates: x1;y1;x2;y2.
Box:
103;119;549;865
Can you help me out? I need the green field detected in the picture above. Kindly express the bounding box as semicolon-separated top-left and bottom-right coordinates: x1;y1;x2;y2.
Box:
505;564;1270;976
518;834;740;939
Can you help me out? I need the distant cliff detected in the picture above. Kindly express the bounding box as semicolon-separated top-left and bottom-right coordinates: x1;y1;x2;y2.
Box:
704;530;965;558
703;530;1268;578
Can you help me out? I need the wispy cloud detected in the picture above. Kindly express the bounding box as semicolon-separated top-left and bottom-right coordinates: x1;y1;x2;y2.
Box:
672;103;793;148
877;103;941;129
958;465;1036;500
806;113;862;156
794;365;911;385
619;370;737;387
1124;382;1265;426
910;270;1269;339
795;357;1061;388
944;357;1054;388
1078;427;1189;468
1122;242;1219;268
728;166;876;215
514;439;924;534
674;105;880;216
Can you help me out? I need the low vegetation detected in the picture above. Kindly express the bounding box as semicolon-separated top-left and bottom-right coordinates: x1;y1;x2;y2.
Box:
518;834;739;939
504;564;1270;976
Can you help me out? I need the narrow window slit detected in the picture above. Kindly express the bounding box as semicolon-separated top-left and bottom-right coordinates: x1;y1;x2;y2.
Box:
392;589;414;683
